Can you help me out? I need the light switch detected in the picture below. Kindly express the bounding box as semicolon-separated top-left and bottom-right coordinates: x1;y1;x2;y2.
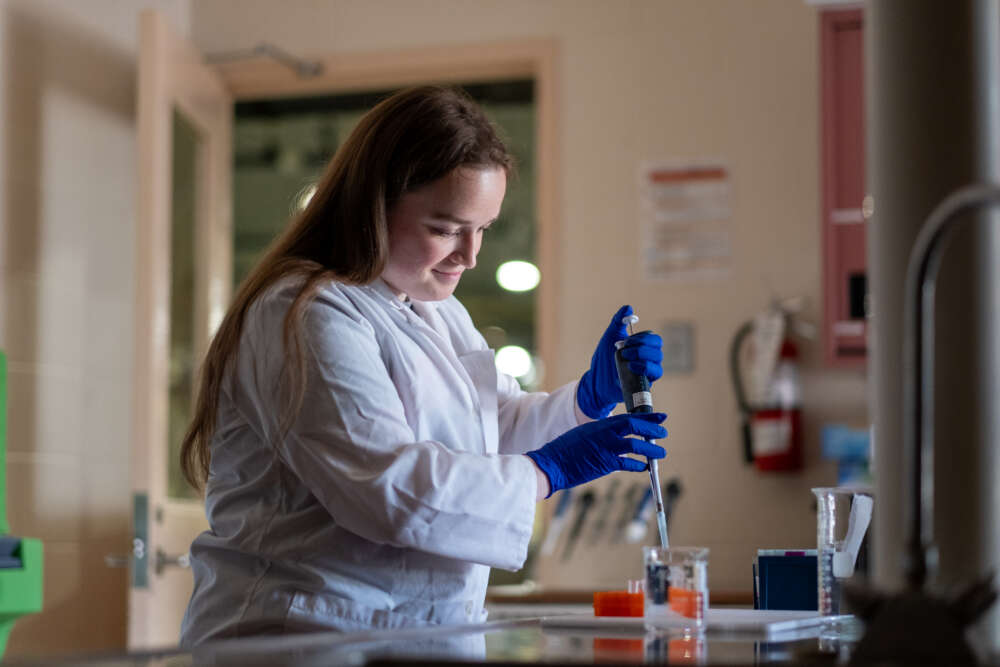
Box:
661;321;694;374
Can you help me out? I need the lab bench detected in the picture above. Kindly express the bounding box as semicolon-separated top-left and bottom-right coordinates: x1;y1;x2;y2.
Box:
0;620;841;666
4;601;996;666
0;610;859;667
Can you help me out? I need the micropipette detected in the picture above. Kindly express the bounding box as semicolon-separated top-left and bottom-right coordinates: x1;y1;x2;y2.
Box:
614;313;669;549
613;482;644;543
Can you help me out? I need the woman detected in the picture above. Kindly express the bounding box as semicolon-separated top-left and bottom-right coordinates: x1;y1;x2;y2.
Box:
179;86;666;644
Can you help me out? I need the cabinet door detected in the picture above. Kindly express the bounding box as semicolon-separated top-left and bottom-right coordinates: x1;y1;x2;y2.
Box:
821;9;867;367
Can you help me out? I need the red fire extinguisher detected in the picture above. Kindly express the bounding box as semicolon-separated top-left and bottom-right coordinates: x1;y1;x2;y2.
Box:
730;323;803;472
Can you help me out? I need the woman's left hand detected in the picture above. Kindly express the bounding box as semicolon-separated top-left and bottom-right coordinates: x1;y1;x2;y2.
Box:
576;305;663;419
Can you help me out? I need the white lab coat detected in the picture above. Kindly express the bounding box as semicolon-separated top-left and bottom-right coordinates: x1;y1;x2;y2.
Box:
180;278;581;644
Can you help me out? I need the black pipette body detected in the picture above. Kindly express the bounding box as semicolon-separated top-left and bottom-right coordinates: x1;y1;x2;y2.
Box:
614;315;668;548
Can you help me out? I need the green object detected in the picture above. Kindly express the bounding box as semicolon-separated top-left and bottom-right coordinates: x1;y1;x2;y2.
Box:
0;350;6;535
0;538;43;652
0;351;44;655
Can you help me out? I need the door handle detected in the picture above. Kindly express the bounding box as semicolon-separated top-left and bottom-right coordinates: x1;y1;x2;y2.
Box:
104;540;189;576
104;554;130;568
104;537;147;568
155;547;191;575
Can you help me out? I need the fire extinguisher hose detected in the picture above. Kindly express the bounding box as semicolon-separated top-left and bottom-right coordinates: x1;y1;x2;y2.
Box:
729;320;755;464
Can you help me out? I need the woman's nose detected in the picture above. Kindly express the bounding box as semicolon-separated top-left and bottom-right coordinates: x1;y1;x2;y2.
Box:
455;233;478;269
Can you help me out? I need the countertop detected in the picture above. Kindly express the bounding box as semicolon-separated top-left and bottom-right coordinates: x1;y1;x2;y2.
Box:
2;604;858;666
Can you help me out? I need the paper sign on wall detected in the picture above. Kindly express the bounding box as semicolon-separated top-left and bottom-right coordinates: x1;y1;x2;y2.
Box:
640;162;732;281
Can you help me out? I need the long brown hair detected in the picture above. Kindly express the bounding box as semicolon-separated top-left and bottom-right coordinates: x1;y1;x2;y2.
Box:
180;85;515;492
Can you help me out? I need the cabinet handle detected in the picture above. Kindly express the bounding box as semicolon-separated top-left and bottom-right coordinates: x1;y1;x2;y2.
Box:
830;208;865;224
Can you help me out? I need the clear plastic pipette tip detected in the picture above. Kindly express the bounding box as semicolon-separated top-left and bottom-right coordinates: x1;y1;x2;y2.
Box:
656;512;669;549
648;459;669;548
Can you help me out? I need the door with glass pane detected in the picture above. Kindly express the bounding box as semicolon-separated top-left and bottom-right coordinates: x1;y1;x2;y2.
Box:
131;10;231;648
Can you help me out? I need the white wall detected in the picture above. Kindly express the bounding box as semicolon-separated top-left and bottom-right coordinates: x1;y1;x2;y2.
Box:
0;0;189;655
191;0;869;593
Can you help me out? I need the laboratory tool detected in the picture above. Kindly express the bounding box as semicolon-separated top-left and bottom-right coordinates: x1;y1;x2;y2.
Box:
644;546;709;631
612;482;644;543
623;478;682;545
593;579;644;617
833;494;872;579
577;305;663;420
587;479;620;545
624;487;654;544
561;491;595;562
539;490;573;556
813;487;873;616
614;313;669;548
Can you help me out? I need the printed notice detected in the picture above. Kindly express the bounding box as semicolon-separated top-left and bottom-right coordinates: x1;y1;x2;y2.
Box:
640;162;732;281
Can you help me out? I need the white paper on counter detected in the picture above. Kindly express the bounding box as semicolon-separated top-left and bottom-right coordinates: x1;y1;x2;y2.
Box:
540;608;853;639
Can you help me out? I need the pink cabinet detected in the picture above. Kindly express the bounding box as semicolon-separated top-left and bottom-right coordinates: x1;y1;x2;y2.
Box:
820;9;867;367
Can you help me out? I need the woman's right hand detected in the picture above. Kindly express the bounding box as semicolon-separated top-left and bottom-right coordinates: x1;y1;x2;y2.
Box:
525;413;667;498
576;305;664;419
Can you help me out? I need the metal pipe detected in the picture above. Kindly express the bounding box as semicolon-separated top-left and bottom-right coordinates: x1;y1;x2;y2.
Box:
205;43;323;78
902;184;1000;588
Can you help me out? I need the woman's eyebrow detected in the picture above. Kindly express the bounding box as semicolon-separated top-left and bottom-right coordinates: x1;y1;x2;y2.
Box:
430;212;498;226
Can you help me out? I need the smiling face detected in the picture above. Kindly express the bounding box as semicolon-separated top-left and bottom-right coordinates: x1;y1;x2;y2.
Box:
381;166;507;302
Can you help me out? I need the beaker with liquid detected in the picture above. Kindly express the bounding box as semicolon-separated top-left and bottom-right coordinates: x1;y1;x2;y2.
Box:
643;546;709;631
812;487;873;616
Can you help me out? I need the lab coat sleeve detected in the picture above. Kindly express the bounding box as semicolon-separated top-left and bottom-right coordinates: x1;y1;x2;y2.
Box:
495;375;583;456
239;287;537;571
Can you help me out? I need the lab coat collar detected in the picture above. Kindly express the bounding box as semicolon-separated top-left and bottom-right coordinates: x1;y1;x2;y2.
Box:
365;278;459;377
367;278;441;313
367;277;407;308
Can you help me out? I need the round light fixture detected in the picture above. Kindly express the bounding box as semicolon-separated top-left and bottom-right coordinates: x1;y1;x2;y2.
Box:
495;345;533;378
495;260;540;292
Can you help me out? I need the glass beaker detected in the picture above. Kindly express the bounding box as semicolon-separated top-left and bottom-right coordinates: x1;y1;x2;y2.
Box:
812;487;874;616
643;546;709;631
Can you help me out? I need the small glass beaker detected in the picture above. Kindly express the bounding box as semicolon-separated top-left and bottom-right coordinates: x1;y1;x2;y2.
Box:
643;546;709;631
812;487;874;616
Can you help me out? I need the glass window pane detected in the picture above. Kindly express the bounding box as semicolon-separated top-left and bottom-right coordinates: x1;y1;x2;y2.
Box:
167;110;200;500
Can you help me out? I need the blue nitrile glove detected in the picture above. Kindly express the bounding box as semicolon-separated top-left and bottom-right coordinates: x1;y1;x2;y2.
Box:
576;305;665;419
526;412;668;497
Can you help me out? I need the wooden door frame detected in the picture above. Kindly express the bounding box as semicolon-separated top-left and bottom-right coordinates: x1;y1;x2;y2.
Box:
133;9;232;647
212;40;561;387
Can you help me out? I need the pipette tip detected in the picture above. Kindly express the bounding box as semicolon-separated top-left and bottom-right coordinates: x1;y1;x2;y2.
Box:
657;512;669;549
